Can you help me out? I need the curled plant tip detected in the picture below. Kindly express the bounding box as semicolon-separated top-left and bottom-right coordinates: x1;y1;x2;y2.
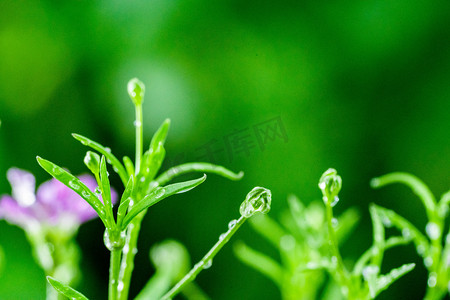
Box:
84;151;100;175
240;187;272;218
128;77;145;105
318;168;342;205
151;240;190;278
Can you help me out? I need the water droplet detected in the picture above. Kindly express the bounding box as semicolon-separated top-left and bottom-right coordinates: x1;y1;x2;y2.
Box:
280;235;295;251
239;187;272;218
228;219;237;230
154;188;165;199
341;286;349;297
428;273;437;287
306;262;318;269
104;229;126;251
330;256;338;266
426;222;441;240
417;244;427;256
219;233;227;241
117;281;124;292
362;265;379;279
330;196;339;207
203;259;213;269
134;120;142;127
81;190;91;198
52;166;64;175
105;147;112;153
68;180;80;191
424;256;433;268
381;216;392;227
402;228;412;240
95;186;102;195
331;218;339;228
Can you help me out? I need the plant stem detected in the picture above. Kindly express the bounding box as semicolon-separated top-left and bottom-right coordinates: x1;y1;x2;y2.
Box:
109;249;122;300
117;102;145;300
134;104;143;174
162;216;246;300
118;212;145;300
325;203;352;297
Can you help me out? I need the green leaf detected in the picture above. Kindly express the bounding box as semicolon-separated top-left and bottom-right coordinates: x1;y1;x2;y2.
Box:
373;205;430;257
353;236;411;277
117;176;134;229
335;207;360;244
123;156;135;178
47;276;89;300
72;133;128;186
121;175;207;229
438;190;450;218
99;156;114;228
149;118;171;153
371;172;436;217
249;214;287;248
36;156;107;227
155;162;244;186
139;143;166;194
370;263;415;298
233;241;283;287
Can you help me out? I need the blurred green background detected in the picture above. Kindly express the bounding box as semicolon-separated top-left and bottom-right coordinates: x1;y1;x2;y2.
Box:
0;0;449;299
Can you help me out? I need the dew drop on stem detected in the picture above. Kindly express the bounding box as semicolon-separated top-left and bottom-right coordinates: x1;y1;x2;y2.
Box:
228;219;237;230
203;259;213;269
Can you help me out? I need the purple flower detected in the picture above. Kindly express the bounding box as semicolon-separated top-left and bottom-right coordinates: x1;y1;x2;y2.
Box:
0;168;117;230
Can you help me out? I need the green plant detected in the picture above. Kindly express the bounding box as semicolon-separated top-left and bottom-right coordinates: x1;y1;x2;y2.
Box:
371;172;450;300
36;78;271;299
236;168;415;299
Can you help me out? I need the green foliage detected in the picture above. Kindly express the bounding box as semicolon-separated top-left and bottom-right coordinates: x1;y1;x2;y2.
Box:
47;276;88;300
37;78;257;300
372;172;450;300
235;169;415;300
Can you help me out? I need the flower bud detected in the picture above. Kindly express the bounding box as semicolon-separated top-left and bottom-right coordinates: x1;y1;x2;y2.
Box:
127;78;145;105
318;168;342;205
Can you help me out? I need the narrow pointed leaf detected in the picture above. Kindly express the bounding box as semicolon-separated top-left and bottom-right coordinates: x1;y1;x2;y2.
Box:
249;214;287;248
335;207;360;244
99;156;114;228
116;176;134;229
139;144;166;194
149;118;170;153
72;133;128;186
156;162;244;186
438;190;450;218
47;276;89;300
233;241;283;287
353;236;411;276
373;205;429;256
121;175;207;229
373;263;415;298
123;156;135;178
36;156;107;226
